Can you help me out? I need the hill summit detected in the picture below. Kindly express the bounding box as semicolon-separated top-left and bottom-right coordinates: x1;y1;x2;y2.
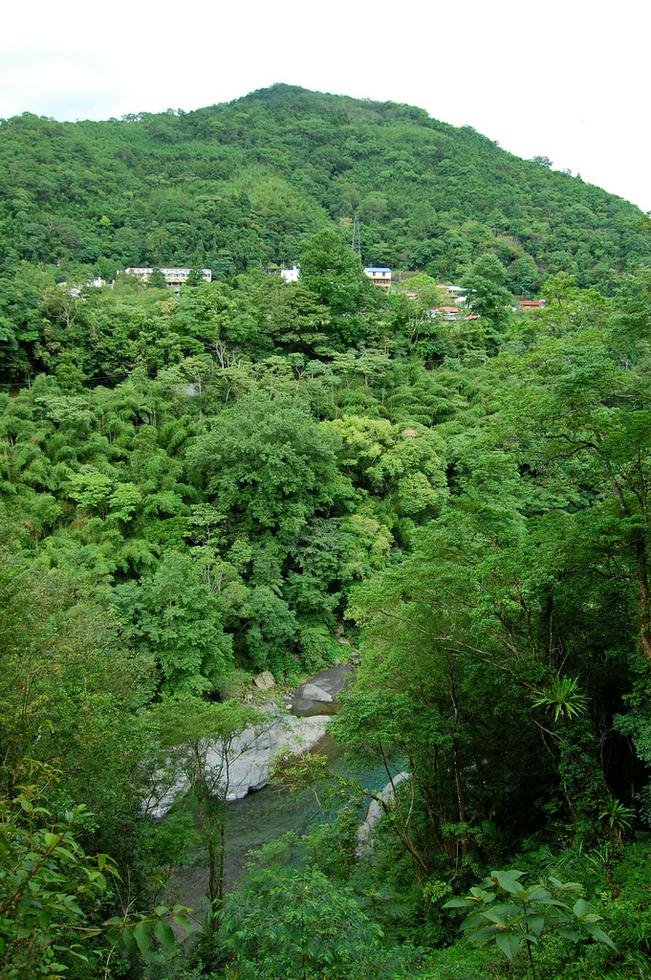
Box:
0;82;648;290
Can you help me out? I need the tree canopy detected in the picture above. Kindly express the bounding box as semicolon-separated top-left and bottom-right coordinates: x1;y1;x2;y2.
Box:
0;95;649;978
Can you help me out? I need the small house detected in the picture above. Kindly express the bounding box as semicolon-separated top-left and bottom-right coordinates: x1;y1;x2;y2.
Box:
280;266;300;283
364;267;392;289
432;305;460;321
124;267;212;290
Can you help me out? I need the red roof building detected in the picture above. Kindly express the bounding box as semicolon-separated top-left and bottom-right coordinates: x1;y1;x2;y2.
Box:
431;305;460;321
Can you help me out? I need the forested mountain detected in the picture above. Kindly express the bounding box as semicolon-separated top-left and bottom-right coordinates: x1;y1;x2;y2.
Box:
1;83;649;290
0;85;650;979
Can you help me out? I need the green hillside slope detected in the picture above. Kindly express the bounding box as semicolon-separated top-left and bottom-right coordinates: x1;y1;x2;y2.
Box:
1;83;649;290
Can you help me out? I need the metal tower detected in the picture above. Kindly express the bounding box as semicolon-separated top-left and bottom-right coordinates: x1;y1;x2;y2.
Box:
351;215;361;260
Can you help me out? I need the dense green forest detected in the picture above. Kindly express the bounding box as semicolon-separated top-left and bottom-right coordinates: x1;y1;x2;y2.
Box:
0;86;650;979
1;83;650;314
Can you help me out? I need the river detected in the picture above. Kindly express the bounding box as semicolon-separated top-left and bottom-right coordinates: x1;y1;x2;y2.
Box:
167;665;399;917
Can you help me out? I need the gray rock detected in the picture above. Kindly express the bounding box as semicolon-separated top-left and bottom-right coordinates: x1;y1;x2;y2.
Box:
291;664;354;717
253;671;275;690
147;665;358;818
147;711;331;817
218;712;330;800
301;683;333;703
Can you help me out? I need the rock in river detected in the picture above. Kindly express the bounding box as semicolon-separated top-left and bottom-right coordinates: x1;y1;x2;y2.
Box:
147;663;355;818
291;664;354;717
301;683;333;703
356;771;410;855
147;708;331;818
219;711;331;800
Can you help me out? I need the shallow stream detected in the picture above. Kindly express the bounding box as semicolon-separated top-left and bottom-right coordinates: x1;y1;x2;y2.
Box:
169;666;398;914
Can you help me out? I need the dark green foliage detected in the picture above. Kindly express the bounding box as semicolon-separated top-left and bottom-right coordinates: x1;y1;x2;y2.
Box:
462;252;512;348
218;862;416;978
188;391;342;541
0;107;649;975
0;547;153;861
0;767;117;979
113;553;234;694
147;267;167;289
0;763;192;979
444;869;614;973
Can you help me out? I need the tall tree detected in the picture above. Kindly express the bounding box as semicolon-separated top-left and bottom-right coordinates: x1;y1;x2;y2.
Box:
462;253;512;350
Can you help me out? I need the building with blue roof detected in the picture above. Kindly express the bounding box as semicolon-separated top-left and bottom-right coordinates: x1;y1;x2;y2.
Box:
364;267;392;288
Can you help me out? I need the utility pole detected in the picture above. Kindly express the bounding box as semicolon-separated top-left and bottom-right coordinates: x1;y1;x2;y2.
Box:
351;214;361;261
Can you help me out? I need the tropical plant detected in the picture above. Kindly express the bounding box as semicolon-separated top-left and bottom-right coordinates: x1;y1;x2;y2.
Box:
444;869;614;977
532;676;588;723
598;798;635;844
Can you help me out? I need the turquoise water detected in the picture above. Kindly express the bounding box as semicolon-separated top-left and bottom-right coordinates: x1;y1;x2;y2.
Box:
167;665;404;914
223;733;397;888
169;732;400;913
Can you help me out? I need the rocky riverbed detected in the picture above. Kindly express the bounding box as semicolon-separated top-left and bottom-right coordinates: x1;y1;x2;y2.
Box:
149;664;354;819
164;664;358;913
164;665;409;929
290;663;354;716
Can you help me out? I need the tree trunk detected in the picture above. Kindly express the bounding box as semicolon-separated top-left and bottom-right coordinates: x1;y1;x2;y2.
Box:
448;669;469;860
218;817;226;905
636;536;651;662
207;832;218;906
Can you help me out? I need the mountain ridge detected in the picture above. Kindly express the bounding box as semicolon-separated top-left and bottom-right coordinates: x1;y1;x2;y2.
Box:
1;83;649;290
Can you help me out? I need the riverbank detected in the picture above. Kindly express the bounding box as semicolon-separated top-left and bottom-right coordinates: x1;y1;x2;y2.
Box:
164;663;355;914
164;657;410;925
148;663;354;819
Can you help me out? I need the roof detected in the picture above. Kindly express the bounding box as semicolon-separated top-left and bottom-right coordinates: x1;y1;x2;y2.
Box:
519;299;544;307
435;306;459;313
364;267;391;273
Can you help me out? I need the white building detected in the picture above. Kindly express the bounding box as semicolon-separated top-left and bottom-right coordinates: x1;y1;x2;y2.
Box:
439;283;467;303
64;277;109;298
364;267;392;289
280;265;300;283
125;267;212;289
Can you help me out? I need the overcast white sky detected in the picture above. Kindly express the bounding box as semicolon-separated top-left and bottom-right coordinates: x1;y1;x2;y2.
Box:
2;0;650;211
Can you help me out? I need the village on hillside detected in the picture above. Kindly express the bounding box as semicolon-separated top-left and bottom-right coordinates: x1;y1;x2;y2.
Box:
278;263;545;315
67;262;546;318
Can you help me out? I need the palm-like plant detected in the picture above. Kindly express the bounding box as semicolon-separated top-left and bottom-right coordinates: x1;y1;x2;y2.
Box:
532;676;588;722
598;798;635;843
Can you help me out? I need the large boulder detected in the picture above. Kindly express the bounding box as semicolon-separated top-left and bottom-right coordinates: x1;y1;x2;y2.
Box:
218;712;330;800
291;664;354;717
253;671;275;690
301;683;333;703
147;710;331;817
